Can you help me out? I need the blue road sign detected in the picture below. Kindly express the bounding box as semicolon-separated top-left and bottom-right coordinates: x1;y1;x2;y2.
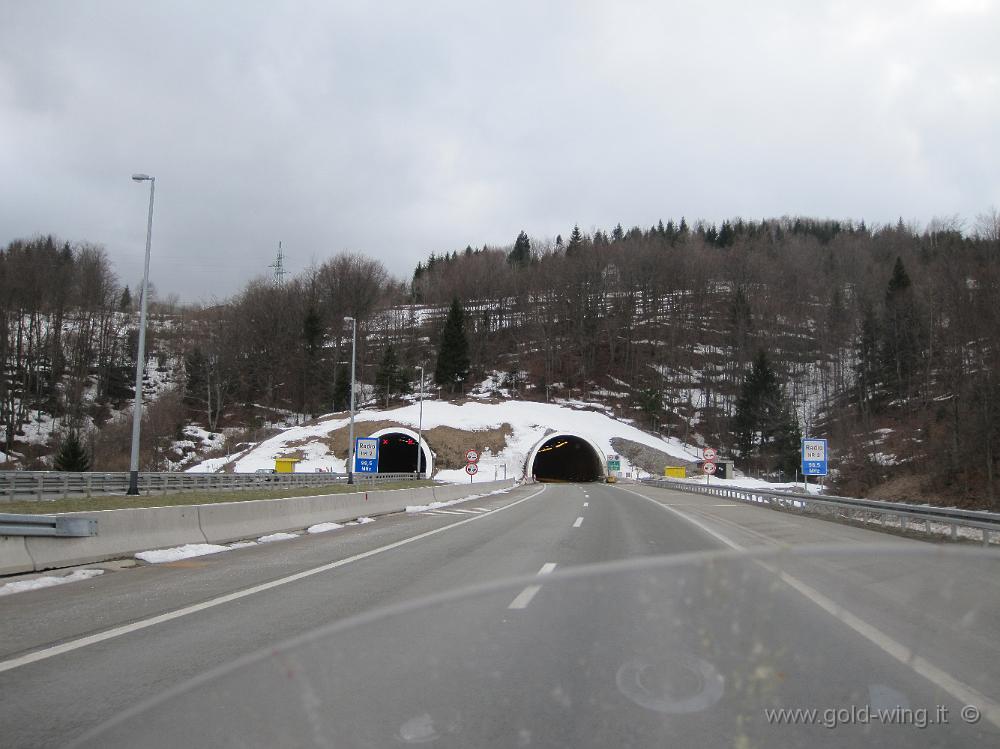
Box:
801;438;828;476
354;437;379;473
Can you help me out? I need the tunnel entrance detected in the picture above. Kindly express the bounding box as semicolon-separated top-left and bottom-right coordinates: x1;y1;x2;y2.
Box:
529;434;605;483
367;430;431;475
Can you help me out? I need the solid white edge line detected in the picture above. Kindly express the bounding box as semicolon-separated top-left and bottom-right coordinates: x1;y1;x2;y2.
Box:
572;516;584;528
618;484;1000;729
538;563;557;575
0;485;548;675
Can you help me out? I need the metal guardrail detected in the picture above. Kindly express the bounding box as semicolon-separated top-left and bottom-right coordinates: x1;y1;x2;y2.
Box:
640;477;1000;547
0;512;98;537
0;471;423;502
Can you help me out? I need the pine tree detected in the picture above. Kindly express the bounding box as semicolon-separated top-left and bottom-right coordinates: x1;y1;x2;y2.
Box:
375;345;401;407
435;298;470;392
566;225;584;256
55;432;90;472
612;223;625;242
881;256;922;399
732;351;801;476
332;364;351;412
507;230;531;267
119;286;132;313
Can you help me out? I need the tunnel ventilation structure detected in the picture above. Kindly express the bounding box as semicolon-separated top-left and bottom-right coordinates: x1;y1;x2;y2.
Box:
528;433;606;483
365;427;433;476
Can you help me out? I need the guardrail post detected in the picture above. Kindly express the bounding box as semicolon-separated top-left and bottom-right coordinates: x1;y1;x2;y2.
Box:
37;473;43;500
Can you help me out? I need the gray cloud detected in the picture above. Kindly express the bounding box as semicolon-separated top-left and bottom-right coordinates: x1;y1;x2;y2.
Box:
1;0;997;300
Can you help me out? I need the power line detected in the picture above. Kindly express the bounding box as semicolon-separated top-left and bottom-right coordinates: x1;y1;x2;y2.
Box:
268;241;287;284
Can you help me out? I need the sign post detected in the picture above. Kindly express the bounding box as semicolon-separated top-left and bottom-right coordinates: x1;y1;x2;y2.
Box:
703;447;717;484
800;438;828;492
465;449;479;483
465;462;478;483
354;437;379;474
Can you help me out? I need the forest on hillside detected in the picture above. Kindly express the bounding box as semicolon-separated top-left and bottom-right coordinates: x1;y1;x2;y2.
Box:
2;210;1000;507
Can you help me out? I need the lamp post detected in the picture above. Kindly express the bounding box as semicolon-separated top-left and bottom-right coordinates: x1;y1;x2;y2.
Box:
415;365;424;478
345;316;357;484
127;174;155;496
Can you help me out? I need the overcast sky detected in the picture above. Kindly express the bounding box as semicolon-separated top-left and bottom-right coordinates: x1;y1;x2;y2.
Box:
2;1;998;301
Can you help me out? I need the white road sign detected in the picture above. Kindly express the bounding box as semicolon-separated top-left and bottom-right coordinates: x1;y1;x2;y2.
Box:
465;462;479;475
702;461;717;474
466;449;480;464
703;447;717;462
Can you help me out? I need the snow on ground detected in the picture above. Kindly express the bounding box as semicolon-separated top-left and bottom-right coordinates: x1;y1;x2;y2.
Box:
307;522;344;533
346;516;374;525
0;569;104;597
655;475;826;494
193;399;702;482
258;532;299;543
136;543;230;563
407;485;514;513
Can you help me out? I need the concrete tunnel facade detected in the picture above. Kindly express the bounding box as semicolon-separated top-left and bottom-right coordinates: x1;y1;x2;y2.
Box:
365;427;434;475
526;432;608;483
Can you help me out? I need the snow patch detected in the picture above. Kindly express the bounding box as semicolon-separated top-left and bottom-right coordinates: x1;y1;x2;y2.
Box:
258;532;299;543
307;522;344;534
0;569;104;597
136;544;229;563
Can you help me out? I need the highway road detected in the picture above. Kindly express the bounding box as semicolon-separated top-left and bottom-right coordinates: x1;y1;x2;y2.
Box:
1;481;998;747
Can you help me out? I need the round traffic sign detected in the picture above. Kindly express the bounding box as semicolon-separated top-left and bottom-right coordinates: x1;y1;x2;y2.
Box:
703;448;717;462
466;449;480;464
465;462;479;475
702;461;717;474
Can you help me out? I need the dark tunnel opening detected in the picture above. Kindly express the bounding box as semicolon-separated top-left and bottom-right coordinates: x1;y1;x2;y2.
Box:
530;435;604;483
374;433;428;474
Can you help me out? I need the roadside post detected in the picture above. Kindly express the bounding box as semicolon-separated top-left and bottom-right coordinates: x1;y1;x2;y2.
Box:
465;449;479;484
703;447;717;484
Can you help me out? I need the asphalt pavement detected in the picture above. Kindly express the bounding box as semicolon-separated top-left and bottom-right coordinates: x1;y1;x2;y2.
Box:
1;481;998;747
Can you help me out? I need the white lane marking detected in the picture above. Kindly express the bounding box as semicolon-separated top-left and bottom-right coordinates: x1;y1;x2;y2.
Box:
583;502;589;507
617;484;1000;729
0;485;548;675
471;508;489;512
573;516;584;528
429;509;467;515
508;563;558;609
507;585;541;609
449;509;482;514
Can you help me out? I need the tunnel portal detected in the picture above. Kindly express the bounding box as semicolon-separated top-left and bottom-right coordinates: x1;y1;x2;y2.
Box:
529;434;605;482
371;431;429;474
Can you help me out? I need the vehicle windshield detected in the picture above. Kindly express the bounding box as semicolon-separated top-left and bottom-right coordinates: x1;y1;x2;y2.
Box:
73;546;999;748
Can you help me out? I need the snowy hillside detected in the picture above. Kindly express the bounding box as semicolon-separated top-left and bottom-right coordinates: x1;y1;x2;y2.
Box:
188;400;703;483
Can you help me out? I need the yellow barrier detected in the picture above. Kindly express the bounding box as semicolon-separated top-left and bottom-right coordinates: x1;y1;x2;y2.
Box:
664;466;687;479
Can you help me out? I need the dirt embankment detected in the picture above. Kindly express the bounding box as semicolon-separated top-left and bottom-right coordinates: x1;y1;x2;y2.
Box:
610;437;693;476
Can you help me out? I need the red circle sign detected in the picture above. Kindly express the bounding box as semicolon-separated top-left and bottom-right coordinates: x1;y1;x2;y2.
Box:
466;449;480;463
465;463;479;475
702;461;717;474
703;448;717;462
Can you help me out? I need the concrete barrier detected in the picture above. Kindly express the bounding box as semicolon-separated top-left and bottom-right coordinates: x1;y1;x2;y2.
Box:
3;480;518;574
0;535;34;576
24;505;206;572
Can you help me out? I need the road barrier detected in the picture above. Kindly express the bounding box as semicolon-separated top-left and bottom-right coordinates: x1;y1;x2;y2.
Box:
639;477;1000;546
0;471;420;502
0;479;517;576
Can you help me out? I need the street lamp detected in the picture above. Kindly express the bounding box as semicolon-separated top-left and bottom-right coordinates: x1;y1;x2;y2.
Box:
345;316;357;484
127;174;155;496
415;365;424;478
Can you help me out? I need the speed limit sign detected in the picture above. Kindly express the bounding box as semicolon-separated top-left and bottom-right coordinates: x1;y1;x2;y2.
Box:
465;462;479;476
702;461;717;475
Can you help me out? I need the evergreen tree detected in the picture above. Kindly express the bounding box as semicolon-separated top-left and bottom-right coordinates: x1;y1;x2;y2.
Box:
332;364;351;412
566;225;584;256
55;431;90;472
880;256;922;399
184;347;208;407
507;230;531;267
732;351;801;476
119;286;132;313
612;223;625;242
375;345;401;407
435;298;470;392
